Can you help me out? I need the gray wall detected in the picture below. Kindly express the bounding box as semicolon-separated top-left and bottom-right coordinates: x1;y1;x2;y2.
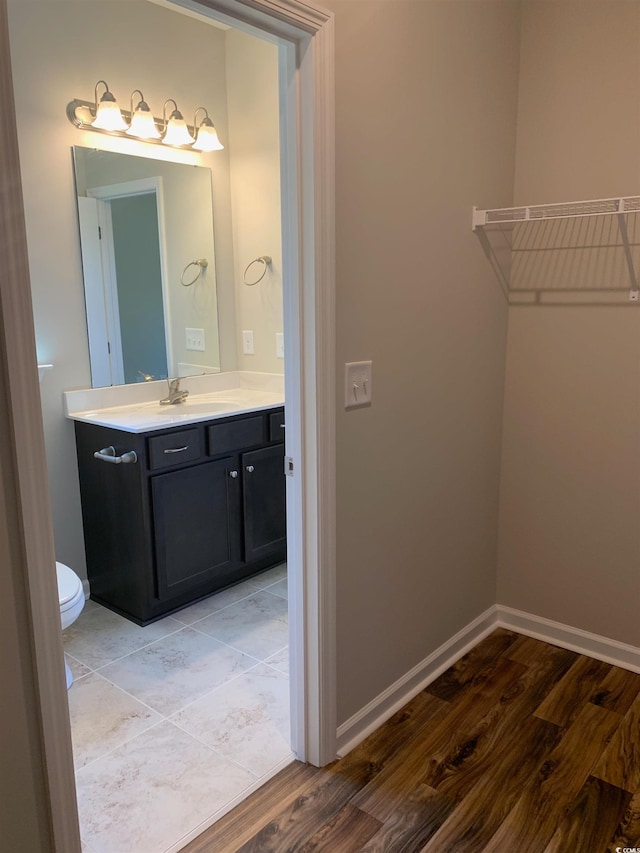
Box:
497;1;640;647
325;0;520;724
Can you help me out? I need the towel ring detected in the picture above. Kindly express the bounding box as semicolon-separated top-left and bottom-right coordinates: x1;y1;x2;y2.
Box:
243;255;272;286
181;258;208;287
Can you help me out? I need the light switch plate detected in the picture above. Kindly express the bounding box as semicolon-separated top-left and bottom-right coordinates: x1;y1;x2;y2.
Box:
276;332;284;359
242;330;254;355
345;361;373;409
185;328;205;351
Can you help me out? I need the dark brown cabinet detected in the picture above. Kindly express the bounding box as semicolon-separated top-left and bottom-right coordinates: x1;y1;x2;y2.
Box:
74;407;286;625
242;444;287;563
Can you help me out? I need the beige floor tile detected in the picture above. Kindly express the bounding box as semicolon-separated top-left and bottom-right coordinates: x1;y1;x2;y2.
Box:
172;663;291;776
170;579;261;626
264;645;289;676
76;721;255;853
63;601;183;669
193;590;288;660
67;672;163;769
249;562;287;589
99;626;255;716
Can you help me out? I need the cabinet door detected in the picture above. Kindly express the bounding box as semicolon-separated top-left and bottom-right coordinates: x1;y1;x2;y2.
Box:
152;458;241;600
242;444;286;563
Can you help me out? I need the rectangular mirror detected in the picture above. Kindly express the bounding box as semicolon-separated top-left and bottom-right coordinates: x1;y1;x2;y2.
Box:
73;146;220;386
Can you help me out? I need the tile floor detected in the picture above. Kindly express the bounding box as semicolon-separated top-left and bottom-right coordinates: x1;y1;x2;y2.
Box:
62;563;292;853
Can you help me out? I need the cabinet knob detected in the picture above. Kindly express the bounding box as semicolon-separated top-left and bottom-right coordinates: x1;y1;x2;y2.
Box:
246;465;255;473
229;470;239;478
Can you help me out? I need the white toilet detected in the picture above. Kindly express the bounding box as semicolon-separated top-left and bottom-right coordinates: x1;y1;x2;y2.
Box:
56;561;85;688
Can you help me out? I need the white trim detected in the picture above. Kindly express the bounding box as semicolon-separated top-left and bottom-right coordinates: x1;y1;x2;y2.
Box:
94;198;125;384
7;2;335;849
76;197;114;386
336;606;499;758
496;605;640;673
336;603;640;760
1;2;81;846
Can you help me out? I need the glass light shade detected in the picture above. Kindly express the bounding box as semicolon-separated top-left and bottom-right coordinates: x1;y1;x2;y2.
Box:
162;112;194;146
193;120;224;152
127;104;161;139
92;95;128;131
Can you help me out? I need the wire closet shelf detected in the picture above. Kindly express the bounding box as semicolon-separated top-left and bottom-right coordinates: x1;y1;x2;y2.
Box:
472;195;640;230
472;194;640;299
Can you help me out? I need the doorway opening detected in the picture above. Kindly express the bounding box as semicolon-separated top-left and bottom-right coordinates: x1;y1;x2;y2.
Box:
2;0;335;850
78;178;171;387
67;10;295;851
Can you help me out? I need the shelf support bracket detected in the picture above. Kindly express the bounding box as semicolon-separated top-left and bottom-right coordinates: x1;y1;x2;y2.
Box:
615;206;638;292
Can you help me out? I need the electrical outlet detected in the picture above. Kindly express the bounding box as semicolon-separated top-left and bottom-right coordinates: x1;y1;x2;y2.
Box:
276;332;284;359
345;361;373;409
185;328;205;351
242;330;254;355
630;290;639;302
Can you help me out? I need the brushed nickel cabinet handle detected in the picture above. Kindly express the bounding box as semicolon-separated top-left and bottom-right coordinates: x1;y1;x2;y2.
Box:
229;470;239;478
94;446;137;464
246;465;255;473
163;446;189;454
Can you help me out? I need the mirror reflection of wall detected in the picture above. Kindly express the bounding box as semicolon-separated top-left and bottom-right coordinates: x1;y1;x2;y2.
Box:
73;146;220;387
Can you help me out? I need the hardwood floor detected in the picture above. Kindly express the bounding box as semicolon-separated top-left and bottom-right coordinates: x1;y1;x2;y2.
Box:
182;629;640;852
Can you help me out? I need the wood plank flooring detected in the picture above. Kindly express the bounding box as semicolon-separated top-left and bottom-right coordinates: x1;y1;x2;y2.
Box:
182;629;640;853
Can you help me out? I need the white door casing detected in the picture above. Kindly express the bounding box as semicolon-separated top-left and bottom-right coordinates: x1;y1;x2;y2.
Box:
2;0;335;850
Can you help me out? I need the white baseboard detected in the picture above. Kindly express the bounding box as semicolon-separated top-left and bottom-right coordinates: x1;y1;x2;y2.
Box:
336;605;499;757
336;603;640;759
496;605;640;674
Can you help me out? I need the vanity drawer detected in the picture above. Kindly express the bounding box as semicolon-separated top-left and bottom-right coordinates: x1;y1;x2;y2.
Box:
148;428;202;470
269;411;285;443
207;415;264;457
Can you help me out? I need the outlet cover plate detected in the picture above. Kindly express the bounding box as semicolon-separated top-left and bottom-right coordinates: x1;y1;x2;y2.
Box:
242;330;254;355
345;361;372;409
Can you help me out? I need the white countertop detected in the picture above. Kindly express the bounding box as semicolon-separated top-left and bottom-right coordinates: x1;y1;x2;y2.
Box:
64;372;285;434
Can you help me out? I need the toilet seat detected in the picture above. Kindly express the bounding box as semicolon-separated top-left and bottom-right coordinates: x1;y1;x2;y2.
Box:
57;561;83;611
56;559;85;639
56;561;85;688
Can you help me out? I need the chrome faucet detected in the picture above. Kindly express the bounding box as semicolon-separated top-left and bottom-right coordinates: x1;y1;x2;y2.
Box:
159;378;189;405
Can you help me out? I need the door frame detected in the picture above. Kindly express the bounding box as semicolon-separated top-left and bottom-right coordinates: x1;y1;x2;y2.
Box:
87;177;173;385
0;0;335;849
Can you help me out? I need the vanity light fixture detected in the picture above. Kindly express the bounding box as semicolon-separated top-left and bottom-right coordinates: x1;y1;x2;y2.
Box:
91;80;128;131
66;81;224;153
126;90;161;140
192;108;224;152
161;99;194;147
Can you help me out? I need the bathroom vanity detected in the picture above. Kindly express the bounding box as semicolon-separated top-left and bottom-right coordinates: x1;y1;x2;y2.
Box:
67;378;286;625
